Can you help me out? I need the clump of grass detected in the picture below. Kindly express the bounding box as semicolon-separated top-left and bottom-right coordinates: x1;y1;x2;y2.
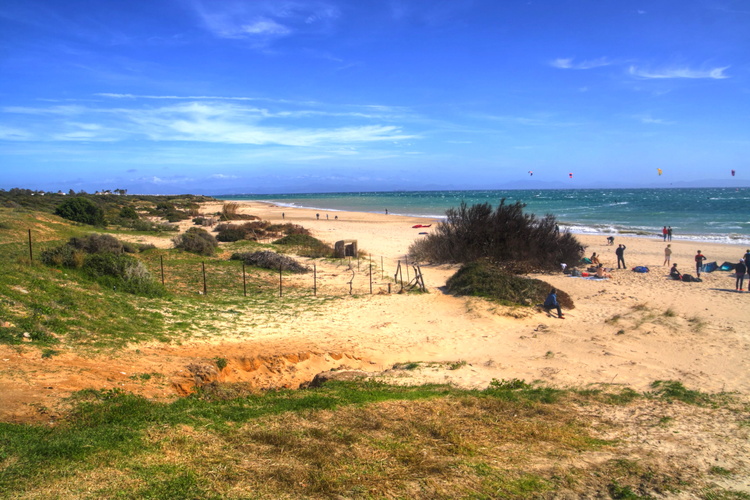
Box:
663;308;676;317
647;380;714;406
41;348;59;358
393;362;420;370
605;314;622;324
214;357;228;371
273;234;333;258
173;227;219;256
448;360;467;370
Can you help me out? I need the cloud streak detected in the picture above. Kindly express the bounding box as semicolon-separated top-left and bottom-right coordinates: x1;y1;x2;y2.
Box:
550;57;612;70
0;98;417;148
628;65;730;80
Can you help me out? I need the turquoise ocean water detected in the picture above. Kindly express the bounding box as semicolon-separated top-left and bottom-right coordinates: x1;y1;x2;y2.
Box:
220;188;750;245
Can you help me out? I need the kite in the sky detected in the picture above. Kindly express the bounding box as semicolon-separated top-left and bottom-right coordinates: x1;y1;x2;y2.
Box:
569;173;573;179
657;168;663;176
731;169;736;177
528;171;533;176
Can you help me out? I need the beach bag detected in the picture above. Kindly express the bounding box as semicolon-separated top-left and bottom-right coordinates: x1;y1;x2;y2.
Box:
681;274;701;282
703;262;718;273
632;266;649;273
720;262;737;271
580;258;592;264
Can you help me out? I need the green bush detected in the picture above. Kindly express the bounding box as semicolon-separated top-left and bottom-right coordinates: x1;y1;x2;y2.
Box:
273;234;333;258
84;253;165;297
118;206;139;220
54;197;106;226
215;225;247;242
445;260;574;309
409;199;582;272
173;227;219;256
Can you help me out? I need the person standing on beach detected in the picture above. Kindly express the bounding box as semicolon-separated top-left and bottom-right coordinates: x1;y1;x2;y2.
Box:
316;213;319;220
616;244;626;269
735;259;747;291
744;249;750;270
662;226;668;241
695;250;707;278
385;209;388;215
663;244;672;266
543;288;564;319
282;212;285;220
667;226;673;241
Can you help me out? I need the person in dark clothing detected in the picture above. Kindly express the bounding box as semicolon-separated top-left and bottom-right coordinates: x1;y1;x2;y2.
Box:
670;264;682;281
543;288;564;319
695;250;707;278
744;249;750;268
615;244;626;269
667;226;673;241
736;259;747;291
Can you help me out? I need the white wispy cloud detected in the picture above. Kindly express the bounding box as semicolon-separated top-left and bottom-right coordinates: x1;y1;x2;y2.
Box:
628;65;730;79
1;99;417;148
633;114;674;125
550;57;612;70
192;0;340;44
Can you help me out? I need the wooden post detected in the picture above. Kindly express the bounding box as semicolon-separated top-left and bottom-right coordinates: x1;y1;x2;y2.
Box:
405;255;410;282
242;262;247;297
369;260;373;294
381;256;384;280
202;261;207;295
28;229;33;263
357;256;360;271
388;283;391;294
160;255;164;285
313;263;317;297
279;264;283;297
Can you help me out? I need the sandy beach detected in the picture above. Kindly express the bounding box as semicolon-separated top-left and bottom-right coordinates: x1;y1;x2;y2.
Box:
2;199;750;424
182;200;750;394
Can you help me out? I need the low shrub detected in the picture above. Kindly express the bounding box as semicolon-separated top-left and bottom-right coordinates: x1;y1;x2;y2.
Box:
173;227;219;256
215;225;248;242
118;206;139;220
273;234;333;258
68;234;124;254
54;197;106;226
445;260;574;309
230;251;309;274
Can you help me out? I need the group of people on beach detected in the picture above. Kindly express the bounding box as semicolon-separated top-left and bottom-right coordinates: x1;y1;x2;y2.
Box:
668;248;750;291
661;226;673;241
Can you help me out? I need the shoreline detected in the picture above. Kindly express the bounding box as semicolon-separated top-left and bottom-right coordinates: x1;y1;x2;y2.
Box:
227;197;750;246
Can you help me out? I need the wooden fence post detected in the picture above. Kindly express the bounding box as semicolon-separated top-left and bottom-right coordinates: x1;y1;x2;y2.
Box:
27;229;33;263
202;261;207;295
242;262;247;297
160;255;164;285
369;260;373;294
279;264;283;297
313;263;317;297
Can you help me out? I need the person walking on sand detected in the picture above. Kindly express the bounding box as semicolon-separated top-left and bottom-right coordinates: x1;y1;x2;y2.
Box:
695;250;707;278
543;288;564;319
662;226;668;241
735;259;747;291
663;244;672;266
616;244;626;269
316;213;319;220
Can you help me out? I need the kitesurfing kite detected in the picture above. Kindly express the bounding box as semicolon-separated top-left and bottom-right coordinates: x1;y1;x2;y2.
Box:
732;169;736;177
657;168;663;176
528;171;533;176
569;173;573;179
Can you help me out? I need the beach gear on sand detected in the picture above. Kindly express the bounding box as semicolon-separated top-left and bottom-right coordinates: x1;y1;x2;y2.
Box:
720;261;737;271
703;261;718;273
680;274;702;282
632;266;649;273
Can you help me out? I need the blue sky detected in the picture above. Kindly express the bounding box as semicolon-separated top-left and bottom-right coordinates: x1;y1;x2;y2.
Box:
1;0;749;194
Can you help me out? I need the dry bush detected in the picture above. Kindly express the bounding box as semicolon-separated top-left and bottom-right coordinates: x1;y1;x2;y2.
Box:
230;251;309;273
173;227;219;256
